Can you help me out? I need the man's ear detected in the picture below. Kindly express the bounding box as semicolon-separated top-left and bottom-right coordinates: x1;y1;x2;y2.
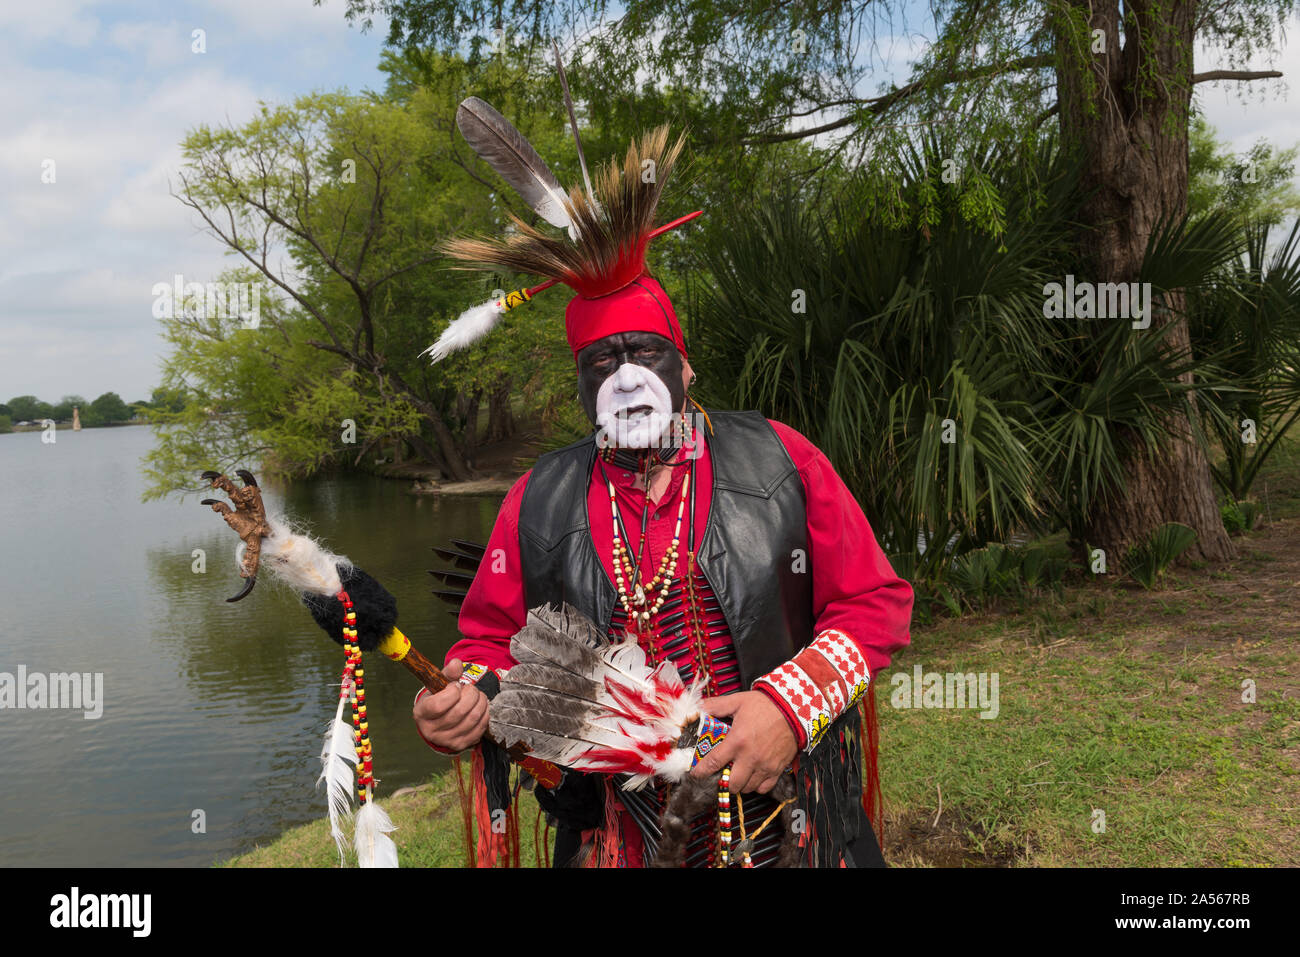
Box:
680;358;694;408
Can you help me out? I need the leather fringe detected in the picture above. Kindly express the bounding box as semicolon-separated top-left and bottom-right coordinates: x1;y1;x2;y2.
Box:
453;754;475;869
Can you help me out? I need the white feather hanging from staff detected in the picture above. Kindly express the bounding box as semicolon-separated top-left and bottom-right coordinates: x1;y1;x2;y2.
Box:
317;683;358;863
354;797;399;868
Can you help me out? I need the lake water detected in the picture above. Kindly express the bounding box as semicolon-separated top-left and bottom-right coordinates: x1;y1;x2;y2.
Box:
0;425;501;866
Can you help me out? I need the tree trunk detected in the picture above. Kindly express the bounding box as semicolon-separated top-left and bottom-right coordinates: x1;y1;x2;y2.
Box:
377;366;475;482
405;432;445;471
487;382;515;443
1055;0;1233;563
458;389;481;470
426;409;473;481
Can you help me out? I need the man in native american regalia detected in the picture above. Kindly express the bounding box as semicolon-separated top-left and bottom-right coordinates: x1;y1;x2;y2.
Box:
411;113;914;867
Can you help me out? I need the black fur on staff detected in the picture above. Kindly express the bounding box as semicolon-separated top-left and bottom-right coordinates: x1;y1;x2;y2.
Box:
302;564;398;651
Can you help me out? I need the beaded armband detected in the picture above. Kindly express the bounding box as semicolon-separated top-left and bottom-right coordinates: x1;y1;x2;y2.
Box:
751;629;871;752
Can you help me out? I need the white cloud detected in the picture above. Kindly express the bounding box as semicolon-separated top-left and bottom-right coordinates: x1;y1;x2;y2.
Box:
196;0;366;38
0;2;387;400
0;0;102;46
106;20;191;68
1196;33;1299;154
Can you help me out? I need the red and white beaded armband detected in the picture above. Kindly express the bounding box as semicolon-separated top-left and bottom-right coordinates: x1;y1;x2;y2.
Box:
751;629;871;752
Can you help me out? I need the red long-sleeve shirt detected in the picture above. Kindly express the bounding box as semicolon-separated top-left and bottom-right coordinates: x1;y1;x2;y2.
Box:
447;419;913;731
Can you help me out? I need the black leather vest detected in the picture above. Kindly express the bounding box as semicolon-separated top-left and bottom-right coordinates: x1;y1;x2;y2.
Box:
516;410;872;865
518;410;812;687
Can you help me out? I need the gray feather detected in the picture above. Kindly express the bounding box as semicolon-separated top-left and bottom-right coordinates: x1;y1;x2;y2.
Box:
553;41;594;203
505;662;602;701
529;602;607;648
494;687;603;725
490;701;629;756
509;606;613;679
456;97;572;230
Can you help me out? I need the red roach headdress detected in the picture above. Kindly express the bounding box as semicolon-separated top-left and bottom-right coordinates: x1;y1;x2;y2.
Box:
424;96;700;363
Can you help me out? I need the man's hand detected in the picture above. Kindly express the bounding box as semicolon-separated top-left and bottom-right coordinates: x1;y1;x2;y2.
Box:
413;659;489;753
689;691;798;794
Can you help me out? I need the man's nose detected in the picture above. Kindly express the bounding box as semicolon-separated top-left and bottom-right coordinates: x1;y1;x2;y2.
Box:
613;363;641;391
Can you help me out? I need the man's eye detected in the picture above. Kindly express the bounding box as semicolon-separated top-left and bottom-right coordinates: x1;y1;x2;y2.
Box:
636;347;660;359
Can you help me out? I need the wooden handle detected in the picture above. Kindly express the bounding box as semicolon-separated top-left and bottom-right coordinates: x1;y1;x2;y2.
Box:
398;645;450;693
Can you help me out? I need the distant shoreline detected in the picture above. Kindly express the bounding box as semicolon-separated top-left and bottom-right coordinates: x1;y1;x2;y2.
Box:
2;420;149;434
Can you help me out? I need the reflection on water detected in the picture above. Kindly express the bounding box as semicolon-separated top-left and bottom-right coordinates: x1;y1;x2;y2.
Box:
0;425;501;865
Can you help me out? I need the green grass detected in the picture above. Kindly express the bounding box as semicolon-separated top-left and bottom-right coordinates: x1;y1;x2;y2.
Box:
220;771;546;868
884;544;1300;867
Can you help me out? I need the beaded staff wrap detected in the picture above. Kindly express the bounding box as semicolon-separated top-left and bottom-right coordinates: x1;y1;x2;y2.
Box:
338;589;376;803
500;287;532;311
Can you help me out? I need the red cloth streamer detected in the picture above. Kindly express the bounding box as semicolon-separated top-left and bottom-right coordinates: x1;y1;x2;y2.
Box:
584;778;626;868
452;755;475;869
860;679;884;845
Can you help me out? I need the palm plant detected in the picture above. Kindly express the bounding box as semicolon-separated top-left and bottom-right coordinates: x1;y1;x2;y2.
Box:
690;133;1075;585
689;130;1242;596
1190;220;1300;502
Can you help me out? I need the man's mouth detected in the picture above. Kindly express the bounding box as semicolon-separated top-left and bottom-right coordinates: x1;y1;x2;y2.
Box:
620;404;653;418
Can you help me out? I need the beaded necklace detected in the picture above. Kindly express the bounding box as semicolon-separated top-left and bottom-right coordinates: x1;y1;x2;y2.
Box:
600;419;695;630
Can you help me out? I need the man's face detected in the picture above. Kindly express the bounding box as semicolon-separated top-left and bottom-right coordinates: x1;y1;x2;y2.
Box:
576;331;686;449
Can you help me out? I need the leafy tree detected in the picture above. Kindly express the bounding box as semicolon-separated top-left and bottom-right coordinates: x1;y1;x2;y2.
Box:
6;395;51;422
328;0;1297;562
144;273;431;496
0;414;12;433
172;89;496;480
51;395;86;422
693;132;1240;594
86;392;131;425
1191;220;1300;500
1189;114;1300;229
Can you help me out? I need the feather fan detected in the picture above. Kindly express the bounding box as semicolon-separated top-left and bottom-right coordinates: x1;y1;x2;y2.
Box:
490;603;714;789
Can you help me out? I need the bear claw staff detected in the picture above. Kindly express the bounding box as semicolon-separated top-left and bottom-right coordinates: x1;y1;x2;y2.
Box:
200;466;473;867
415;91;915;867
199;464;758;868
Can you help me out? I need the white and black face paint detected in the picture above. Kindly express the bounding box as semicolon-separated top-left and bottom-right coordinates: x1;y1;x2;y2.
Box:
576;332;686;450
595;362;675;449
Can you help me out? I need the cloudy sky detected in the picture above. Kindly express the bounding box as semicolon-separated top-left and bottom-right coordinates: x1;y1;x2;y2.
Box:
0;0;390;406
1;2;1297;405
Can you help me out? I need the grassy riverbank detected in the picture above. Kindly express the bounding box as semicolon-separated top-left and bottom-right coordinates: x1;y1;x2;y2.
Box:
221;772;547;868
221;443;1300;868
